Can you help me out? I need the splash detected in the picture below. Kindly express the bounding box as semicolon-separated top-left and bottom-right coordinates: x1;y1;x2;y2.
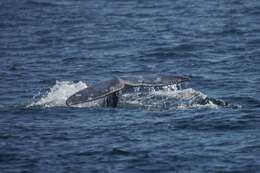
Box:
120;85;226;110
28;81;87;107
28;82;229;110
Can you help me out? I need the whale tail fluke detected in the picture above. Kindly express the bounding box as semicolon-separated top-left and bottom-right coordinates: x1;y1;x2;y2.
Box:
66;75;190;106
66;77;124;106
122;74;190;87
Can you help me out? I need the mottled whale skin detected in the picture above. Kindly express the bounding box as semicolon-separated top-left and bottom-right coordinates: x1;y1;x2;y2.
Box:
66;75;190;107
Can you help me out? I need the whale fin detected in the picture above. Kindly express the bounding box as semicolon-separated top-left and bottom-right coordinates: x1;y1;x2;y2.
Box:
66;77;124;106
122;75;190;87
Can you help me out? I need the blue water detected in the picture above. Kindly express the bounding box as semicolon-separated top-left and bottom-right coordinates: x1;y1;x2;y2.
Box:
1;0;260;172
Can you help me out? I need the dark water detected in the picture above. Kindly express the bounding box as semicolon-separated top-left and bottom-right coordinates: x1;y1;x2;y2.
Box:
1;0;260;172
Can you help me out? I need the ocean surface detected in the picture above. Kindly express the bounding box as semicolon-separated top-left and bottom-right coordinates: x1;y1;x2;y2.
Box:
1;0;260;172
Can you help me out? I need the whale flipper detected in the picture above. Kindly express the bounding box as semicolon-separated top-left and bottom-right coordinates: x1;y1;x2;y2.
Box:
66;77;124;106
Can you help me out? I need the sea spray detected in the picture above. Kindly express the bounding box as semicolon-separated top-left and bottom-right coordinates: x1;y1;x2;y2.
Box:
28;81;87;107
121;86;223;110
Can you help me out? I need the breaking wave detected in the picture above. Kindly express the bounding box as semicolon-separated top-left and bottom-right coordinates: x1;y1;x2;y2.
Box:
28;81;231;110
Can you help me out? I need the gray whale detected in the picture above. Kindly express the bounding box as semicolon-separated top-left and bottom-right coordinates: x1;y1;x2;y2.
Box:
66;74;190;107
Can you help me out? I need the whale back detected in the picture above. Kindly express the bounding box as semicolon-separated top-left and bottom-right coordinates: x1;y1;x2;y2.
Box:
66;77;124;106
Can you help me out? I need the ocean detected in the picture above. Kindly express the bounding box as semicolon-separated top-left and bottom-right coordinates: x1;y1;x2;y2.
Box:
0;0;260;172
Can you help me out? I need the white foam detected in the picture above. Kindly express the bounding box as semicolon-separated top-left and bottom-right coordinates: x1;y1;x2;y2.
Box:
177;99;219;110
152;87;220;109
121;86;221;110
28;81;87;107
